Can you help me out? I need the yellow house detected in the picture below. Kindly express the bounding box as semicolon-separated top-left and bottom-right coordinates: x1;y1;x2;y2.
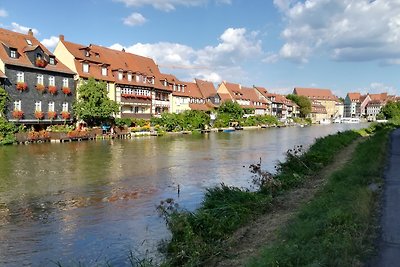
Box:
293;87;338;121
160;74;190;114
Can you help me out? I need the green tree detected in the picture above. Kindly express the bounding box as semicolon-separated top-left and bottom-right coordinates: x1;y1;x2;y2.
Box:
73;78;119;126
218;101;244;120
0;86;9;117
286;94;312;117
380;101;400;119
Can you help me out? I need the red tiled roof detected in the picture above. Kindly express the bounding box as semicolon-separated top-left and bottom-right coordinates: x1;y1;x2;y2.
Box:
195;78;217;98
369;93;388;102
189;103;213;111
0;28;74;74
61;39;170;90
294;87;336;100
219;93;232;102
347;92;361;101
254;86;270;99
185;82;204;98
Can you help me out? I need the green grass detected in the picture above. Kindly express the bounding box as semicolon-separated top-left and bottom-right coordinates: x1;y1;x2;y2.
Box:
247;124;393;267
159;130;363;266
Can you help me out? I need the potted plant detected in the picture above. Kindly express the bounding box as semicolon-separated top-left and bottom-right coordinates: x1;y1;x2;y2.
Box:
47;111;57;120
62;87;71;95
12;110;24;119
34;111;44;120
35;58;47;68
48;86;57;95
16;82;28;91
36;84;45;93
61;111;70;120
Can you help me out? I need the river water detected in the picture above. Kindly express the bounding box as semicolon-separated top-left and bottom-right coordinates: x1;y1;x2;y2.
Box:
0;124;367;266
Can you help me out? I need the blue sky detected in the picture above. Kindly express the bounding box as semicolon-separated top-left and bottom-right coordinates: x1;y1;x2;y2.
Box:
1;0;399;97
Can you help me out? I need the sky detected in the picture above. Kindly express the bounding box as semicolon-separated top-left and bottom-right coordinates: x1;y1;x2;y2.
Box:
0;0;399;97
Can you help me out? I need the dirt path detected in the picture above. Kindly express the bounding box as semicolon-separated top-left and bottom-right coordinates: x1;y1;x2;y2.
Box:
212;138;364;267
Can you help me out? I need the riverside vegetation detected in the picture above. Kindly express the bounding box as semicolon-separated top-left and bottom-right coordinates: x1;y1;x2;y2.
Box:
157;123;392;266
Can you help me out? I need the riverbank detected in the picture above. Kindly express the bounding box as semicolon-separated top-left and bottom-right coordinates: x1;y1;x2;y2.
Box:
158;126;371;266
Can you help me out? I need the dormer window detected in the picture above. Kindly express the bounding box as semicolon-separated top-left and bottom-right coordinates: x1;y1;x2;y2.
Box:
10;48;17;58
151;77;155;85
26;39;32;45
85;50;90;57
49;57;55;65
118;71;123;80
102;66;107;76
83;62;89;73
136;75;140;83
127;72;132;82
163;80;167;87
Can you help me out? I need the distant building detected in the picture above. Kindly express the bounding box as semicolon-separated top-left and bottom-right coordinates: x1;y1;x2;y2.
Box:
293;87;337;122
0;28;75;125
344;92;362;118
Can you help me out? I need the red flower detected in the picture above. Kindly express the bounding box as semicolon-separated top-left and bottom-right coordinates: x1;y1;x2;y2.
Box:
47;111;57;120
61;111;70;120
16;82;28;91
35;58;47;68
36;84;45;93
34;111;44;119
62;87;71;95
48;86;57;95
12;110;24;119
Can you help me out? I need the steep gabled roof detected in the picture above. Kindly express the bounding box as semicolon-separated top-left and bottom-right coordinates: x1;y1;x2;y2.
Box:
347;92;361;101
0;27;73;74
184;81;203;98
60;38;169;89
195;78;217;98
294;87;336;101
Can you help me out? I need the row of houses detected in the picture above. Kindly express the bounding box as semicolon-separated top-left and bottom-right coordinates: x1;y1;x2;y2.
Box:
344;92;398;120
0;27;396;126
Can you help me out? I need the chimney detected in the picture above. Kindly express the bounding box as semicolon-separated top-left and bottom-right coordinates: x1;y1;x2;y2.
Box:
122;48;125;52
59;34;65;41
28;29;33;36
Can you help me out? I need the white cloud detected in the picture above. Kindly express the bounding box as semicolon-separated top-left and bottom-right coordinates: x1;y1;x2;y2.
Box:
41;36;59;51
123;12;147;26
10;22;39;35
115;0;230;11
0;8;8;17
109;27;263;83
274;0;400;64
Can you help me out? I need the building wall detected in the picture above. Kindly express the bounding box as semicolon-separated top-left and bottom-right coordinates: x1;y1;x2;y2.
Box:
53;42;78;74
4;65;74;123
171;95;190;113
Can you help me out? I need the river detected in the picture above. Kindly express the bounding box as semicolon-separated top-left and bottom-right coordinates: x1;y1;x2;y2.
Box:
0;123;367;266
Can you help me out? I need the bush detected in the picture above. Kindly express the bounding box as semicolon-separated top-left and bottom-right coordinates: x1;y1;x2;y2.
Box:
0;117;17;145
115;118;132;127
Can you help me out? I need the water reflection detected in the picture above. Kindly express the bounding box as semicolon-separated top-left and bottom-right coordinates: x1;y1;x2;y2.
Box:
0;124;367;266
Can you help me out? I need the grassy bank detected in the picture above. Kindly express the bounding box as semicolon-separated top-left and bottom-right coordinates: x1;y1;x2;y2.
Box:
248;123;393;266
159;129;363;266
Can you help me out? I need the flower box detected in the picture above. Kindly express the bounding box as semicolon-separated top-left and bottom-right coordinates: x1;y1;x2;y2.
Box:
35;58;47;68
47;111;57;120
34;111;44;120
12;110;24;119
62;87;71;95
48;86;57;95
36;84;45;93
61;111;70;120
16;82;28;91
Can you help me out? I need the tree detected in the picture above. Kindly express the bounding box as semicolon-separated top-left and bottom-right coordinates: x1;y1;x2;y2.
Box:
0;86;9;117
73;78;119;126
380;101;400;119
217;101;244;120
286;94;311;117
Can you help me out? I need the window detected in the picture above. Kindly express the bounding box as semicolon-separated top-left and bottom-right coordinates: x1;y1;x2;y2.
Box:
143;77;147;83
151;77;155;85
136;75;140;82
85;50;90;57
17;72;24;82
37;74;44;85
48;101;55;112
118;71;123;80
62;102;68;112
49;76;55;86
35;101;42;112
134;106;139;113
26;39;32;45
127;72;132;82
14;100;21;111
49;57;55;65
163;80;168;87
83;63;89;73
102;67;107;76
36;53;42;59
62;78;68;88
10;49;17;58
